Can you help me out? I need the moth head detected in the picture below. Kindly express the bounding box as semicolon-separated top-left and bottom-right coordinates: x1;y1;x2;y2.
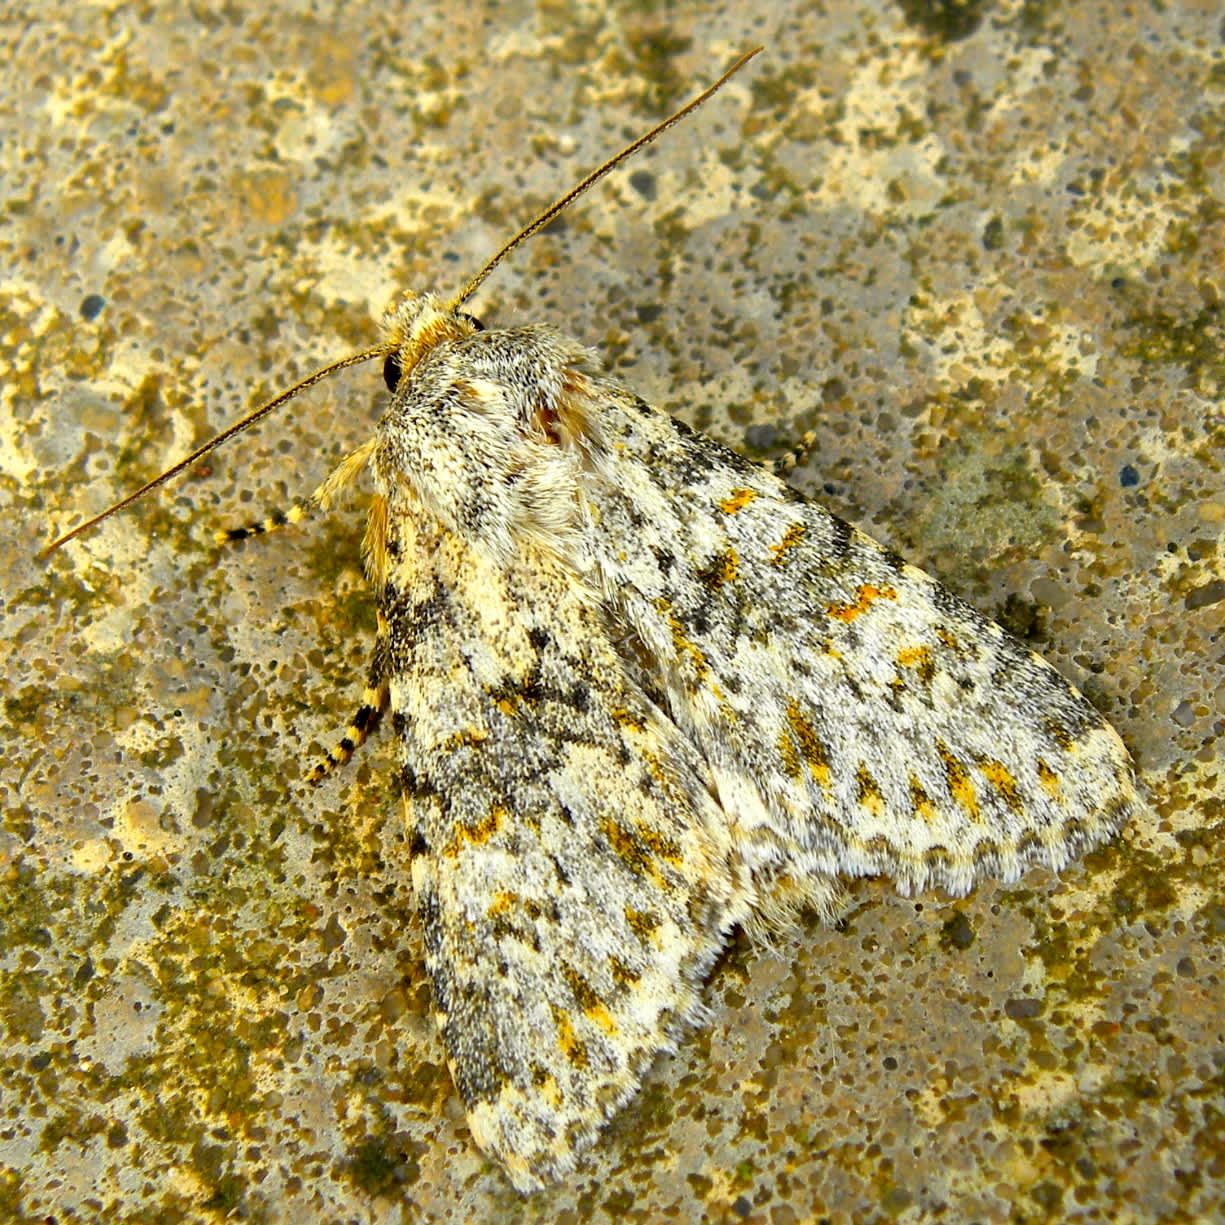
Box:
373;315;605;564
378;292;484;393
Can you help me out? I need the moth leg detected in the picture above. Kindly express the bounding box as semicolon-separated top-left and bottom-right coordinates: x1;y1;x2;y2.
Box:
767;429;817;478
216;440;378;547
306;610;391;784
214;500;316;546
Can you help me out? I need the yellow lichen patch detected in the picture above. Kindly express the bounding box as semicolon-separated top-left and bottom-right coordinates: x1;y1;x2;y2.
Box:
531;1063;564;1109
469;805;505;843
442;725;490;752
609;705;647;733
586;1002;617;1035
698;547;739;589
1044;718;1076;750
444;804;505;855
562;964;603;1013
1037;758;1062;798
855;763;885;816
777;725;803;780
552;1007;588;1068
604;818;644;870
909;775;937;822
979;759;1023;813
896;643;936;683
624;907;661;944
609;955;641;987
486;890;517;918
769;521;806;566
785;699;832;790
634;743;671;793
487;671;545;718
720;487;758;513
600;815;681;875
656;598;708;679
937;742;980;822
826;583;898;623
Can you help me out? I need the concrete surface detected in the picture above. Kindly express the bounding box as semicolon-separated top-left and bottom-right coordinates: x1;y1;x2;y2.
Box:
1;1;1221;1221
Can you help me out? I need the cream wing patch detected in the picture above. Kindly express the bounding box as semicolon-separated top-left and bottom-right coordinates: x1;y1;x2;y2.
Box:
378;495;750;1191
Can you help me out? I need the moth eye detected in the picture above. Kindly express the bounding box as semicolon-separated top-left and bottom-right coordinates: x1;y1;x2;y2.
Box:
383;352;403;392
459;312;485;331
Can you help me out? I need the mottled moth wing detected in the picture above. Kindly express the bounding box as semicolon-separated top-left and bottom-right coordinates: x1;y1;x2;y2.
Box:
576;372;1140;904
348;299;1135;1191
374;495;749;1191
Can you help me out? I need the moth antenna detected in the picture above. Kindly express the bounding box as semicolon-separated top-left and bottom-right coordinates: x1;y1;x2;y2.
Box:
42;48;762;558
40;345;385;558
448;46;762;311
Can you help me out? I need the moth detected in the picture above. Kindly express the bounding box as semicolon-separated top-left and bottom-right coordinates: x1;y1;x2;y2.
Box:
47;49;1140;1193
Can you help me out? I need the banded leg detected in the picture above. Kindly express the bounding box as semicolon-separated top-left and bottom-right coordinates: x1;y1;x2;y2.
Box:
215;500;316;546
307;610;392;784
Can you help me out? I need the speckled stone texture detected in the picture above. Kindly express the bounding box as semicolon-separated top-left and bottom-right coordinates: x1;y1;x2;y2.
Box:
1;2;1221;1222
